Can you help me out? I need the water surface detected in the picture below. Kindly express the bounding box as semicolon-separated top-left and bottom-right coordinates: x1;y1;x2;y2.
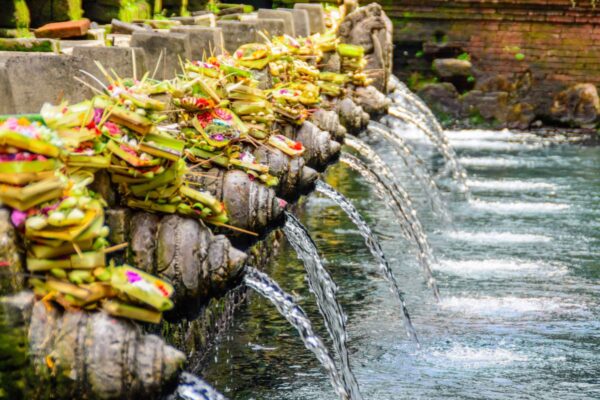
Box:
201;129;599;399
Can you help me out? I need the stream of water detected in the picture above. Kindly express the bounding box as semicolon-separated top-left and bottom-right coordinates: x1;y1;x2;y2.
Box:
200;125;599;399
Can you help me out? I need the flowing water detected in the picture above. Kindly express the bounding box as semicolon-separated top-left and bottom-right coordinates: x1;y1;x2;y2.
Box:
201;126;599;399
315;180;418;343
366;121;449;221
242;267;349;400
168;373;229;400
339;152;441;300
282;213;362;400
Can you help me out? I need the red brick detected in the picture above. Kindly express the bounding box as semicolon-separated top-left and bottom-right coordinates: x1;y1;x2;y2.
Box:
34;19;90;39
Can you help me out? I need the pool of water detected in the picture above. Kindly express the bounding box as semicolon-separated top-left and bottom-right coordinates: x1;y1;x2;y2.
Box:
200;129;600;399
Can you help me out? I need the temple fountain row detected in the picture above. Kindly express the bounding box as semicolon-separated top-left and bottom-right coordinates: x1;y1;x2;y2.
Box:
0;2;424;399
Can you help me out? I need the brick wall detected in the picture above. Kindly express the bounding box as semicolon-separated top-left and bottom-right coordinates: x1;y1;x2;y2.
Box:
375;0;600;87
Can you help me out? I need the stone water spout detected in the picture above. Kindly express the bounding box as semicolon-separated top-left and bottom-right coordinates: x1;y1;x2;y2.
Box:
253;146;319;199
0;292;185;400
186;169;285;232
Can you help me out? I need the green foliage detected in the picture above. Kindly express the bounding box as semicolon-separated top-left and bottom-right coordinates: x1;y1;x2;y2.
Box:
119;0;151;22
457;52;471;61
407;72;438;91
515;53;526;61
13;0;31;38
467;75;475;83
415;50;424;58
67;0;83;20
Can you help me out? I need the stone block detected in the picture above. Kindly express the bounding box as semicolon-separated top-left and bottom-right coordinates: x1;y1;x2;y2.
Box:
256;18;286;38
111;19;151;35
550;83;600;127
294;3;326;34
257;9;295;36
193;13;216;27
216;20;258;53
171;26;224;58
0;52;93;114
34;19;91;39
130;31;192;80
278;8;310;37
72;46;149;83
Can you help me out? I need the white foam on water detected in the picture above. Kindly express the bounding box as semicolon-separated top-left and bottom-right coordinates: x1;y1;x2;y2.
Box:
445;129;518;141
440;296;584;317
458;157;528;168
431;344;529;365
466;179;557;192
434;259;567;277
449;140;543;151
469;199;570;213
447;231;552;243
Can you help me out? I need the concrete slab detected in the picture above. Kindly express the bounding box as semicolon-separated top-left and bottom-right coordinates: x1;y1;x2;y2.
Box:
72;46;149;83
216;20;258;54
278;8;310;38
293;3;326;34
256;19;286;38
171;26;224;59
0;52;93;114
130;31;192;79
257;9;295;36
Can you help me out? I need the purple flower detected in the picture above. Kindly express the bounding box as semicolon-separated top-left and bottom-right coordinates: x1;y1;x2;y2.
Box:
125;270;142;283
211;134;225;141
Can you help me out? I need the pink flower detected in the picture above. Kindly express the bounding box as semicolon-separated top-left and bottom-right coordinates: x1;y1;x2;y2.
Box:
126;270;142;283
10;210;27;228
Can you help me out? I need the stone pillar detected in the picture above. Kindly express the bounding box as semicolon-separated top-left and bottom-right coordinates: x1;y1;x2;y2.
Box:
293;3;325;34
257;9;295;36
216;20;258;54
171;26;224;58
130;31;192;80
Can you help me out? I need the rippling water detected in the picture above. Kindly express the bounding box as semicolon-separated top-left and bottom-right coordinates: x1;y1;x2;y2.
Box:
201;129;600;399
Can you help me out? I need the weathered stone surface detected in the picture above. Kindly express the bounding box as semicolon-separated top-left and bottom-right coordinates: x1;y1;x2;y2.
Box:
295;121;341;169
433;58;473;78
256;18;286;38
321;51;341;73
294;3;326;34
338;3;392;92
34;19;90;39
460;90;509;122
72;46;149;83
336;97;369;134
130;31;192;80
550;83;600;127
28;301;185;400
111;19;151;34
129;212;160;274
171;26;224;58
253;146;318;198
188;168;284;232
353;85;391;116
0;52;93;114
506;102;536;130
278;8;310;37
416;82;461;118
258;9;295;36
311;109;347;142
0;209;24;295
216;20;258;53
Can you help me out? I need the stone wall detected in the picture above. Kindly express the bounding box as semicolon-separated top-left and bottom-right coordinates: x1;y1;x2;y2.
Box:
373;0;600;128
